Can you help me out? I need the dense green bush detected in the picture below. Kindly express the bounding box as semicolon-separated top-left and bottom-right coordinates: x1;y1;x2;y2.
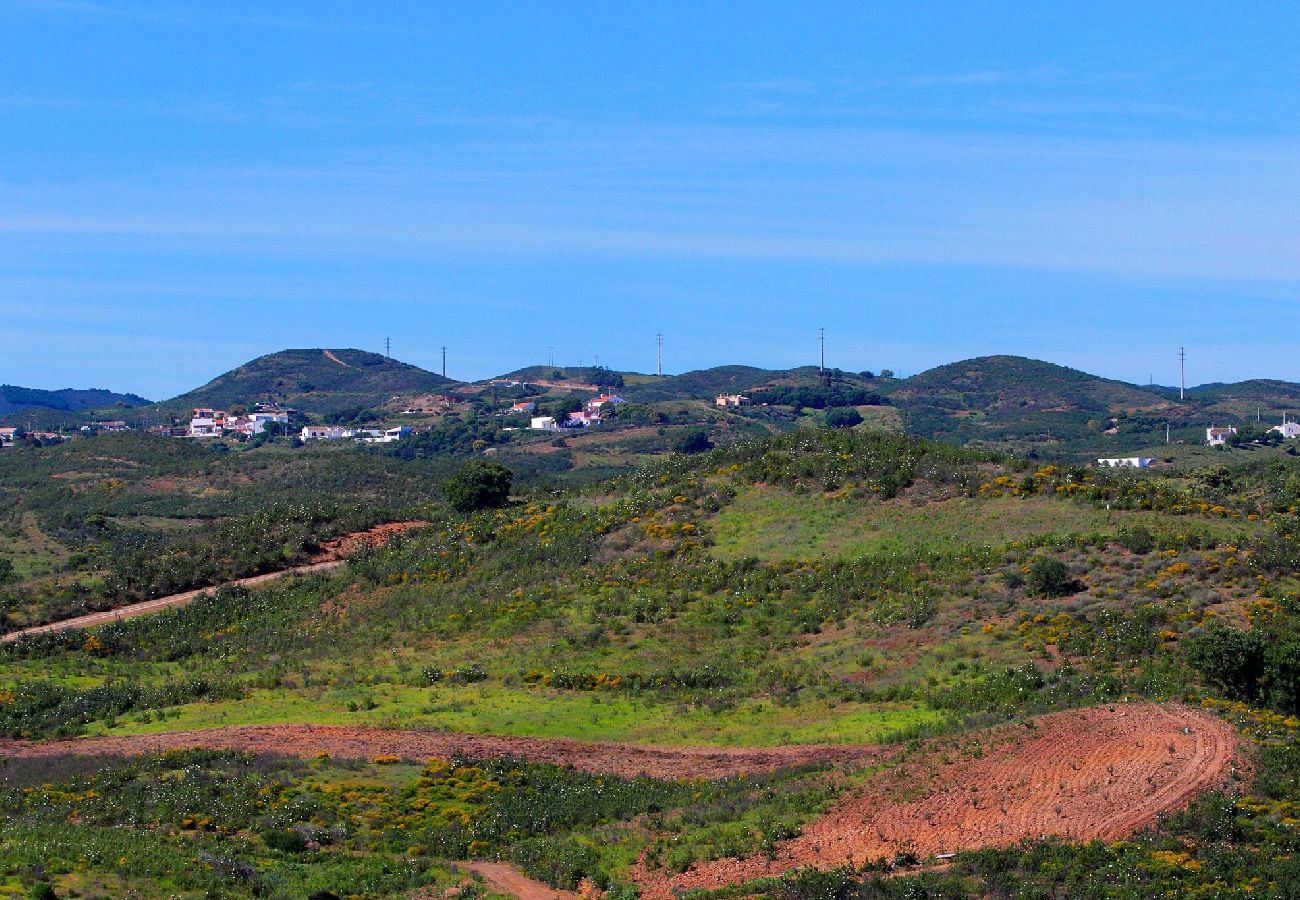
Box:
1026;556;1077;597
824;406;864;429
442;459;514;512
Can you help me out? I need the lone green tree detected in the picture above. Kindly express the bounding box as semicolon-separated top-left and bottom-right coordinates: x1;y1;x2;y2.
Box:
1026;556;1077;597
670;428;712;454
824;406;863;429
442;460;513;513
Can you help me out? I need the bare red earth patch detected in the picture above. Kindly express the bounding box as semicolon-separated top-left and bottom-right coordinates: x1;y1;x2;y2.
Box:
632;703;1239;898
0;725;881;781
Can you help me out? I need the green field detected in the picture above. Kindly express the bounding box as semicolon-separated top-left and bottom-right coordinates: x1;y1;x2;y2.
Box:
706;486;1249;561
105;682;941;747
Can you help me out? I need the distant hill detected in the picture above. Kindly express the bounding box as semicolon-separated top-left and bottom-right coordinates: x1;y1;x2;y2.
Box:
620;365;782;403
0;385;150;425
149;349;456;418
886;355;1177;447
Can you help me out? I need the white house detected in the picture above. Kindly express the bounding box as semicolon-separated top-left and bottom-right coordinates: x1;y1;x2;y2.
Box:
248;411;289;434
301;425;347;440
363;425;413;443
716;394;751;407
1270;417;1300;439
585;394;625;414
1206;426;1238;447
1097;457;1155;468
0;427;19;446
565;411;599;428
188;408;227;437
510;401;537;414
530;416;558;431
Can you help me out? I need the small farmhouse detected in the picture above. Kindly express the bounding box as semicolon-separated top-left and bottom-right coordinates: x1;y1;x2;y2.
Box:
1270;418;1300;439
716;394;750;407
585;394;625;414
1206;426;1237;447
301;425;347;441
188;408;227;437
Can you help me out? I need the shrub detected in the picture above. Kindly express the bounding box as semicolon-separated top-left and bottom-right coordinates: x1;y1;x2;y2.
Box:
442;460;513;513
824;407;863;429
262;827;308;853
669;429;712;455
1026;557;1077;597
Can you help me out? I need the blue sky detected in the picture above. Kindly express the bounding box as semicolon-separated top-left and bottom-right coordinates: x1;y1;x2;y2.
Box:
2;1;1297;398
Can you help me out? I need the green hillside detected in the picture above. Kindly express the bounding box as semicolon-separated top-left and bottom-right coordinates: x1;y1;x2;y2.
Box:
149;348;456;418
0;384;150;428
886;355;1178;449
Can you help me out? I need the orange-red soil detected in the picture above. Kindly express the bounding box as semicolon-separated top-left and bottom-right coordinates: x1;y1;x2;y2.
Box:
632;703;1239;897
0;724;881;780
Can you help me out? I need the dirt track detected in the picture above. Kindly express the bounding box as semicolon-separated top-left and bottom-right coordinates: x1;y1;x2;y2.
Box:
632;704;1239;897
0;724;881;780
0;521;426;643
463;863;577;900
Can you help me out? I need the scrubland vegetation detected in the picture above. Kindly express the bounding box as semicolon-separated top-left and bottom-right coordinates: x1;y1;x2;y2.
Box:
3;426;1300;896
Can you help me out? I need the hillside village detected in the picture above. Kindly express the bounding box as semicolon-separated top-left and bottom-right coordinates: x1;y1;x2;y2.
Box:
5;351;1300;470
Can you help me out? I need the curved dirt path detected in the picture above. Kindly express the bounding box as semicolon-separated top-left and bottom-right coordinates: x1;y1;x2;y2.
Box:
632;703;1239;898
1;521;426;643
0;723;882;781
463;863;577;900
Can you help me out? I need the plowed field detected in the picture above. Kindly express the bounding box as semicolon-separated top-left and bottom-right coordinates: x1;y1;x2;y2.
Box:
632;704;1239;897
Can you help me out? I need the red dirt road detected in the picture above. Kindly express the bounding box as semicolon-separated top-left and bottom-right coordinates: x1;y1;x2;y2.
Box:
0;724;882;781
632;704;1239;898
463;863;578;900
0;521;427;643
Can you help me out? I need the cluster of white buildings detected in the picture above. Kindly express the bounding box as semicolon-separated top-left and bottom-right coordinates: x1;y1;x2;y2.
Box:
1096;457;1156;468
528;394;626;431
0;426;63;447
186;406;290;438
301;424;412;443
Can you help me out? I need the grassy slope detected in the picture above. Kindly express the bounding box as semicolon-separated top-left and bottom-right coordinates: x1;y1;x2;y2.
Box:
707;488;1252;562
0;430;1273;749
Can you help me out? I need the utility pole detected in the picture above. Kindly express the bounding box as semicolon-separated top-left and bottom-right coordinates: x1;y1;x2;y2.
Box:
1179;346;1186;401
441;346;447;379
819;327;825;373
385;336;391;358
1166;422;1171;444
547;346;556;368
656;333;663;377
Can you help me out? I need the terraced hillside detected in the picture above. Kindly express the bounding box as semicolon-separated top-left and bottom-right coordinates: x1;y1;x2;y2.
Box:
2;429;1300;897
